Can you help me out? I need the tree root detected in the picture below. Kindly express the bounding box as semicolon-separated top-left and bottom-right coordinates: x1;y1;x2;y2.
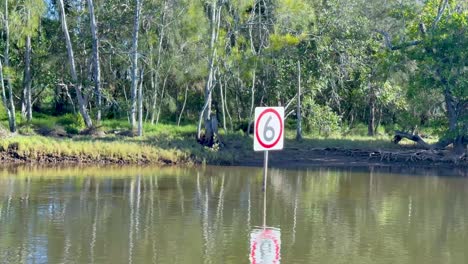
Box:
368;149;466;164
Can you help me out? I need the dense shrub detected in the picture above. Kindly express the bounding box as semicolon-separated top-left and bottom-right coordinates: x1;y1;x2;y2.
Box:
303;99;341;137
18;125;36;136
57;113;85;134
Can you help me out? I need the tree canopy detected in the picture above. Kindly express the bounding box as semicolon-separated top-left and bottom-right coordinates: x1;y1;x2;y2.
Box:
0;0;466;152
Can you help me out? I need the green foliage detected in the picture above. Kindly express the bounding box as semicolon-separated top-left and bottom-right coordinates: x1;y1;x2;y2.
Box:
402;0;468;141
55;114;85;134
64;126;79;135
276;0;315;33
18;124;36;136
57;113;85;129
303;98;341;137
8;0;46;46
269;33;303;50
0;0;465;150
346;123;371;137
0;104;7;121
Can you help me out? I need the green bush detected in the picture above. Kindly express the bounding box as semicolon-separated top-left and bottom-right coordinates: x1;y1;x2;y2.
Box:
18;125;36;136
65;126;80;135
347;123;369;136
234;120;253;134
31;118;56;130
57;113;85;132
0;104;7;121
303;99;341;137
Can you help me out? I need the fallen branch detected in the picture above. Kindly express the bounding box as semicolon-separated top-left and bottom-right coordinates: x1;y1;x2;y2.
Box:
393;131;433;149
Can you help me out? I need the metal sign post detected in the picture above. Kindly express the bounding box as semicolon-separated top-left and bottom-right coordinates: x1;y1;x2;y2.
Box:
263;151;268;193
254;107;284;195
251;107;284;264
253;106;284;230
263;150;268;227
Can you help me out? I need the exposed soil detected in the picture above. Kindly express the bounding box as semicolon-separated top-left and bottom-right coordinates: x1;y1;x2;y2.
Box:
1;141;466;176
0;151;177;165
234;147;468;176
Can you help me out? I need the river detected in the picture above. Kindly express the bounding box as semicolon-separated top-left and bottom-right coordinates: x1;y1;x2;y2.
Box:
0;166;467;263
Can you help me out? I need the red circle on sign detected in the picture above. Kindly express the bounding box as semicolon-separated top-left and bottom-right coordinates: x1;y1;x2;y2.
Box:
255;108;283;149
250;229;281;264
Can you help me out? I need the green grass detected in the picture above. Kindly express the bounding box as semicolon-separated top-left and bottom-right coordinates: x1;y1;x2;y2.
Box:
1;115;435;165
0;117;246;165
0;135;189;164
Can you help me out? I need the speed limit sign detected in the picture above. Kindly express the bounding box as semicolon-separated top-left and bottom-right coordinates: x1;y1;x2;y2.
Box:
254;107;284;151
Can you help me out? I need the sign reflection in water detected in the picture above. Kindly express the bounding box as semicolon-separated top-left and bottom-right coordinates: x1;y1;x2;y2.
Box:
0;166;467;264
250;228;281;264
250;163;281;264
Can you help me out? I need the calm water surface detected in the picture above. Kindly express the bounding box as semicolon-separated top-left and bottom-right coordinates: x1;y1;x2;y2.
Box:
0;166;467;264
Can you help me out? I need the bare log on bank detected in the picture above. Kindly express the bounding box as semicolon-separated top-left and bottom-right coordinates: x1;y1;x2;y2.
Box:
393;130;467;153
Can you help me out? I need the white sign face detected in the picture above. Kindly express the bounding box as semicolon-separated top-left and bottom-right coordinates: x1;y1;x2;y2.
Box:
254;107;284;151
250;228;281;264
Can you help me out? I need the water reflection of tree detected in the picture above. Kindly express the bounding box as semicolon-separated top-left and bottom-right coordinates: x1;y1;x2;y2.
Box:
0;167;467;263
280;170;468;263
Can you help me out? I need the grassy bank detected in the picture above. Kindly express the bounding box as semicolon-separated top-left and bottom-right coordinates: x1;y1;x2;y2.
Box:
0;116;440;166
0;118;250;165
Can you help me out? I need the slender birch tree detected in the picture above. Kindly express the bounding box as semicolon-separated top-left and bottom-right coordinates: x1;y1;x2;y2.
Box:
197;0;222;143
2;0;16;132
130;0;142;132
87;0;102;124
296;60;302;140
149;0;167;125
20;0;45;122
57;0;93;128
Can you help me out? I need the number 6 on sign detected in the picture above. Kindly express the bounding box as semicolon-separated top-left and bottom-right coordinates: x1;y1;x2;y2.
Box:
254;107;284;151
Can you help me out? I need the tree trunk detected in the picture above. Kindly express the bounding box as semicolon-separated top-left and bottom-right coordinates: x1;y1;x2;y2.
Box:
197;0;221;141
246;69;256;136
296;60;302;141
219;77;227;131
443;85;467;154
3;0;16;132
150;0;166;125
374;107;382;135
368;82;375;136
24;33;33;122
87;0;102;124
224;77;233;131
156;70;169;125
149;54;158;123
130;0;142;131
443;85;457;132
389;64;465;154
58;0;93;128
137;68;144;136
453;134;467;155
393;131;433;149
0;60;14;130
393;128;467;153
177;84;189;126
235;88;241;121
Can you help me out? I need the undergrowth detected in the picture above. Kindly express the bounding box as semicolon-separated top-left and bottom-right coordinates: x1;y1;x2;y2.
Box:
1;116;438;165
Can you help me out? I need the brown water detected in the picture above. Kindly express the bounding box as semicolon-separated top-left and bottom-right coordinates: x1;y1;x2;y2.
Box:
0;166;467;264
